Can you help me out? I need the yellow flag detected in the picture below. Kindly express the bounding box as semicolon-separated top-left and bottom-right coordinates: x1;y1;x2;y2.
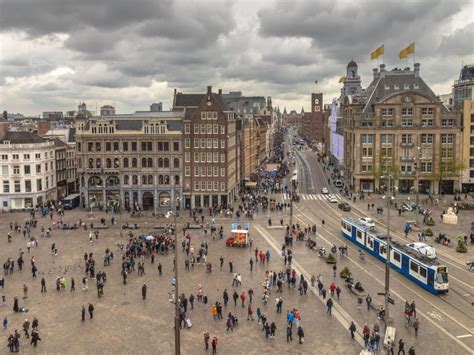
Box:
371;51;378;60
406;42;415;55
375;44;384;57
339;76;346;83
399;48;408;59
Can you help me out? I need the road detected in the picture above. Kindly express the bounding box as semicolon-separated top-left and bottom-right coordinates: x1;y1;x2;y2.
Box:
254;131;474;354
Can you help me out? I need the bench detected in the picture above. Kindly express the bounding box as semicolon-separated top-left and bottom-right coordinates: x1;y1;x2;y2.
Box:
345;283;365;298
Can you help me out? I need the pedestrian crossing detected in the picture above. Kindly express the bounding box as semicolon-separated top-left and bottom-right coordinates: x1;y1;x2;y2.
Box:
281;193;343;201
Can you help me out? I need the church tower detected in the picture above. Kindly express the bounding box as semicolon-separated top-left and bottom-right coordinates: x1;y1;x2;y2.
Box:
343;60;362;96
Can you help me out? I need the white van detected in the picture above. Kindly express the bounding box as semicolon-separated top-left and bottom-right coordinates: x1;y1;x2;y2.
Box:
334;180;344;187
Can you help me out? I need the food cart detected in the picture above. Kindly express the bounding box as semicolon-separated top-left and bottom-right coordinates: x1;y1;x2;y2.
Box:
226;223;250;247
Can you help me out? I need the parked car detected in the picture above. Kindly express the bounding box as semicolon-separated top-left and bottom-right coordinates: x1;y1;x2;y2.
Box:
334;180;344;188
328;195;338;203
407;242;437;259
338;202;351;211
401;201;417;212
321;187;329;194
358;217;375;230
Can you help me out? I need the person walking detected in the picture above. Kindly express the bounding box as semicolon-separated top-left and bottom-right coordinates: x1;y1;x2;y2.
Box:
408;346;416;355
232;291;238;307
349;321;356;339
81;305;86;321
204;332;210;351
40;277;47;293
326;298;333;315
247;304;254;321
249;258;254;272
88;303;94;319
157;262;162;276
3;317;7;330
23;284;28;299
30;329;41;347
22;319;30;338
286;324;293;342
398;339;405;355
71;277;75;292
240;291;246;308
229;260;233;273
211;336;218;354
366;294;372;311
142;283;147;300
413;318;419;336
270;322;277;339
297;325;305;344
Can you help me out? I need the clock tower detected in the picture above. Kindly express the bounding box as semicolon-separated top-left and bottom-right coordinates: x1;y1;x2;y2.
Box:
312;93;323;113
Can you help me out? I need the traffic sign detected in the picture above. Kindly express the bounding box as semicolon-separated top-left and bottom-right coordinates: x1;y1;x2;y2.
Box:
388;297;395;305
377;292;386;296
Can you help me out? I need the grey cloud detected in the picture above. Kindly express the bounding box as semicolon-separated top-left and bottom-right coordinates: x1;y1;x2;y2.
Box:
438;22;474;56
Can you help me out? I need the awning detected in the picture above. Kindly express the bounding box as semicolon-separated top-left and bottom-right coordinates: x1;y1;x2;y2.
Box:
245;182;257;187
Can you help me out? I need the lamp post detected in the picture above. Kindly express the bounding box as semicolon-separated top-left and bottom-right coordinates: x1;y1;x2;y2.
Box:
415;146;421;228
167;196;180;355
381;169;394;328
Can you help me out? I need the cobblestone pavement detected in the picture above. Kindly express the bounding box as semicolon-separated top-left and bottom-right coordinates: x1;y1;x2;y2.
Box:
0;210;361;354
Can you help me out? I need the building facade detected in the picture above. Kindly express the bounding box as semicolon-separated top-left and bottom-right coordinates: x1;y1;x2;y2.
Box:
174;86;239;209
344;63;461;194
0;130;57;210
460;99;474;191
453;64;474;109
75;111;183;211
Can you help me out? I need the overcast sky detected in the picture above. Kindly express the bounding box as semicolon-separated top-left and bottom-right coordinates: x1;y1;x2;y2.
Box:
0;0;473;116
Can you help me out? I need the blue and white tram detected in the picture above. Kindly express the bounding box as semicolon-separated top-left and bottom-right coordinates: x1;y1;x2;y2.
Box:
341;216;449;294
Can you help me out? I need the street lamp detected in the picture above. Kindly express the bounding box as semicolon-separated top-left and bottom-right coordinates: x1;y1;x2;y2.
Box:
415;146;421;228
166;196;180;355
381;172;396;328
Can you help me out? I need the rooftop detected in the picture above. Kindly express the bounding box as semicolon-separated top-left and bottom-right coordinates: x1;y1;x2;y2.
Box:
0;131;49;144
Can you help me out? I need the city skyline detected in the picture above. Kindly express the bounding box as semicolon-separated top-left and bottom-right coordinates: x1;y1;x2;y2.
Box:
0;0;473;115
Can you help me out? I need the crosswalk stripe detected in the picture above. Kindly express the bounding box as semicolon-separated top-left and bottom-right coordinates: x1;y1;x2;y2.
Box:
302;195;307;200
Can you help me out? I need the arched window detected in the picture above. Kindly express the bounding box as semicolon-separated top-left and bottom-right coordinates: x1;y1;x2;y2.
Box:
164;158;170;168
148;158;153;167
142;158;147;167
114;158;120;168
147;175;153;185
124;175;129;185
159;192;170;207
88;176;103;187
96;158;101;168
88;158;94;168
123;158;129;168
132;175;138;185
173;158;180;168
159;175;164;184
106;158;112;168
164;175;170;185
174;175;180;185
106;176;120;187
142;175;147;185
158;158;163;168
132;158;137;168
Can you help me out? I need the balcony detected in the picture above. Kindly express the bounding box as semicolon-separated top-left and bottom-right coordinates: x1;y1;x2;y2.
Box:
400;156;415;162
400;171;415;176
400;142;414;148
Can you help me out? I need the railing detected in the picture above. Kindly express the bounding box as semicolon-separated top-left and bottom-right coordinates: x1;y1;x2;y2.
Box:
400;156;415;162
400;171;415;176
400;142;414;147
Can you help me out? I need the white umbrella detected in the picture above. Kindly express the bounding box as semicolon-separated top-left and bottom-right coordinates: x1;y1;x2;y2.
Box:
146;235;155;241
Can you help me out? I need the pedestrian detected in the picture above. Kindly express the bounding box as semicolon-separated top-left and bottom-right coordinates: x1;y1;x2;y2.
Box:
3;317;8;330
366;294;372;311
286;324;293;342
211;336;218;354
270;322;277;339
81;305;86;321
413;318;419;336
41;277;47;293
204;332;210;350
336;285;341;300
23;284;28;299
249;258;254;272
349;321;356;339
326;298;333;315
297;325;305;344
157;262;162;276
220;256;224;269
30;329;41;346
71;277;75;292
398;339;405;355
229;260;233;273
189;293;195;310
408;346;416;355
247;304;254;321
13;296;19;313
386;336;394;355
142;283;147;300
23;319;30;338
240;291;246;308
88;303;94;319
232;291;238;307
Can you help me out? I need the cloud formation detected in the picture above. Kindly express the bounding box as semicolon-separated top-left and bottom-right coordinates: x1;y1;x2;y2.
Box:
0;0;472;115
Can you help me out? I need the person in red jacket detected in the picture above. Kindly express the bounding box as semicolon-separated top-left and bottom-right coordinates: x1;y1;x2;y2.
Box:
240;291;246;308
211;336;218;354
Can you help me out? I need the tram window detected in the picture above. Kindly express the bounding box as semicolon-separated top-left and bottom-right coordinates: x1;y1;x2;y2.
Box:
380;245;387;256
393;252;401;262
410;262;418;273
356;230;362;240
346;224;351;232
367;237;373;248
342;221;346;229
419;267;426;278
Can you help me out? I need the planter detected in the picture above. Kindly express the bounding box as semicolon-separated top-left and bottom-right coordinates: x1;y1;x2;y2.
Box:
326;254;337;264
424;228;434;237
339;267;352;279
426;217;435;226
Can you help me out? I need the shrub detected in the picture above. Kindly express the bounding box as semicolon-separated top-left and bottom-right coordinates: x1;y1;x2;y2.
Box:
456;236;467;253
424;228;434;237
340;266;351;279
326;253;337;264
426;217;435;226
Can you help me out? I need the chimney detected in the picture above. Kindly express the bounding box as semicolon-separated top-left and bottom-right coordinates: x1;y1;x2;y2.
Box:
207;86;212;94
218;88;222;95
379;64;386;72
414;63;420;77
373;68;378;79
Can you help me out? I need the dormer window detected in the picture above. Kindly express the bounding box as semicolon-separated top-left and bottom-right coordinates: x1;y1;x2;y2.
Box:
384;85;390;90
414;84;419;89
404;84;410;90
394;85;399;90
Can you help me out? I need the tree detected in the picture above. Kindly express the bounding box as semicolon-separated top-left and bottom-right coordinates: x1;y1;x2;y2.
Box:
2;111;7;120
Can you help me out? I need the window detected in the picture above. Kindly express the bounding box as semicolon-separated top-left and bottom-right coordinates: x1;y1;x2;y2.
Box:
213;166;218;177
13;165;20;174
419;267;427;278
194;153;199;163
24;165;30;175
421;134;433;144
401;107;413;116
12;154;19;160
213;152;218;163
361;163;373;172
25;180;31;193
381;147;393;157
95;142;101;151
361;134;374;144
14;180;21;193
207;124;212;135
124;175;129;185
23;154;30;160
220;154;225;163
207;138;212;149
1;155;7;160
194;166;200;177
173;142;179;151
362;147;373;157
113;142;119;151
421;107;434;116
421;119;433;127
141;142;153;151
200;124;206;134
163;142;169;151
207;166;212;176
131;142;137;151
185;152;190;162
213;124;218;134
381;108;394;117
185;124;190;134
1;165;8;175
3;180;10;193
221;182;226;191
381;119;394;127
401;165;412;172
207;181;212;191
442;119;454;127
194;124;199;134
77;143;82;152
441;162;453;172
201;152;206;162
194;181;200;191
420;162;432;172
36;178;42;191
45;176;49;189
174;158;180;168
123;158;129;168
410;261;419;273
106;142;111;151
132;158;137;168
380;134;393;144
123;142;129;151
441;134;454;144
393;252;401;262
207;152;212;163
200;139;206;149
220;125;225;135
36;164;41;173
220;140;225;149
201;181;206;190
213;181;218;191
401;134;412;144
213;138;218;149
221;168;225;177
185;166;191;176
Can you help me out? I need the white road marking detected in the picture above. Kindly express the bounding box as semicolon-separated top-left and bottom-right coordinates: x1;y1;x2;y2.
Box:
456;334;473;339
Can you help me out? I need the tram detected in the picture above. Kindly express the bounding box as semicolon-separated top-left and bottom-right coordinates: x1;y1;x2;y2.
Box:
341;216;449;294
